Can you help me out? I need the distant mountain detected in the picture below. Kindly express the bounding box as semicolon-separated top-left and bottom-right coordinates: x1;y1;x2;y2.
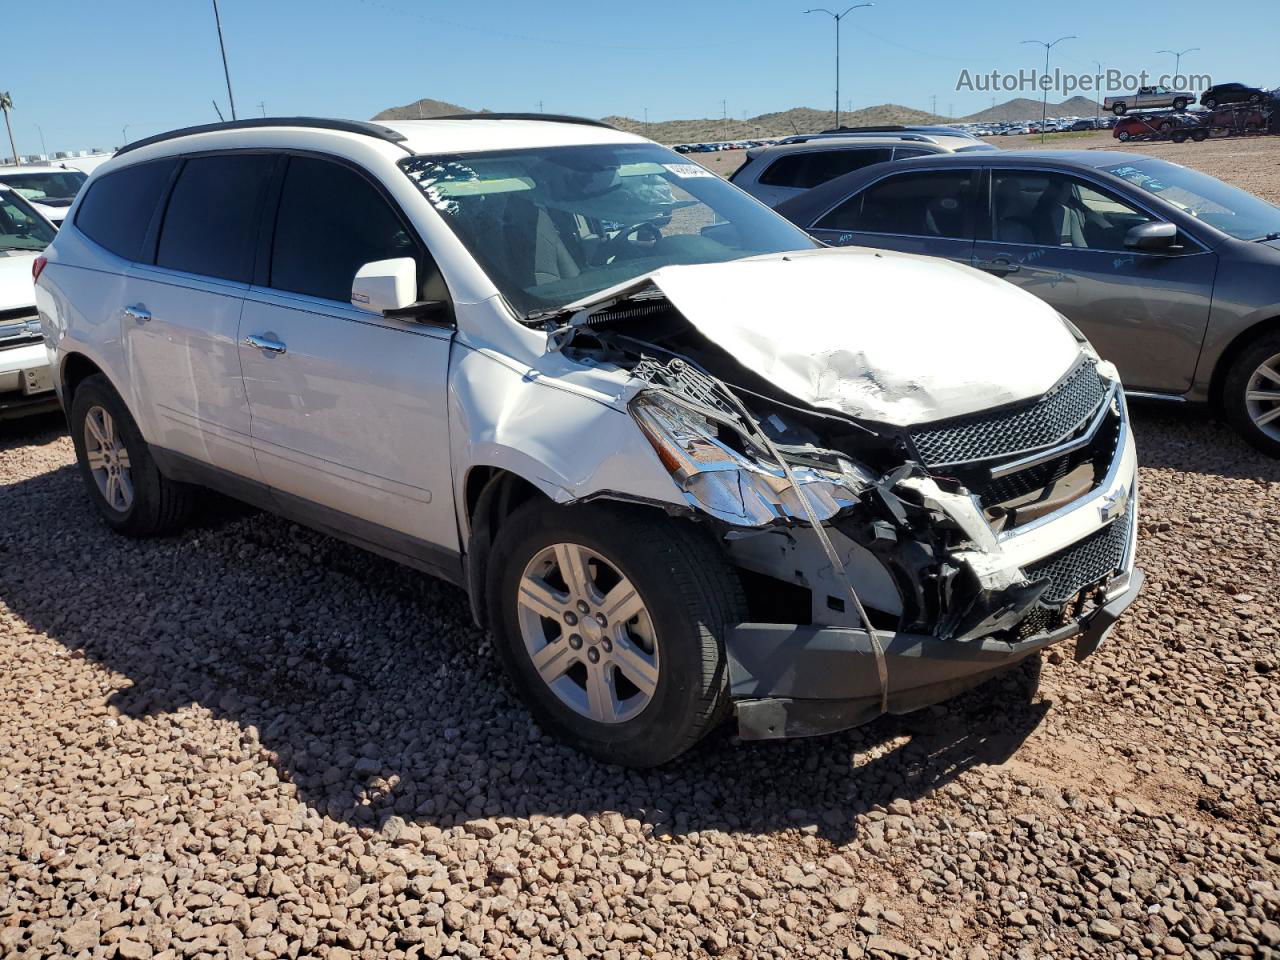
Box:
962;96;1102;123
372;98;479;121
603;104;950;144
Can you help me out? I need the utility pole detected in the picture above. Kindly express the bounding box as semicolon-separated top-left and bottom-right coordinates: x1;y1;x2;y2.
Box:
1021;35;1075;143
721;98;728;142
804;4;873;131
257;101;266;118
122;124;130;145
35;125;47;159
538;100;544;113
1156;47;1199;85
211;0;238;120
931;94;937;116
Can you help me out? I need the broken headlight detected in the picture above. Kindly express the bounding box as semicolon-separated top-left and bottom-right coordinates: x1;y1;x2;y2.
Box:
629;391;873;527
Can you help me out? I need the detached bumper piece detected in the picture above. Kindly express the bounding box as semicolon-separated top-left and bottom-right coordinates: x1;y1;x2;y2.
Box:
728;568;1143;741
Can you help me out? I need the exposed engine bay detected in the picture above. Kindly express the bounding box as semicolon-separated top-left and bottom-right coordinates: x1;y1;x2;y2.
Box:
548;283;1133;651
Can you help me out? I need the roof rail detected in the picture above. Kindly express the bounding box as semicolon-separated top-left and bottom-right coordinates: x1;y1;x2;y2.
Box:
433;112;616;130
116;117;411;157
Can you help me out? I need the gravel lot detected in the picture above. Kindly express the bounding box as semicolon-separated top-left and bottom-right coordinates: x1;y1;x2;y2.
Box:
3;137;1280;960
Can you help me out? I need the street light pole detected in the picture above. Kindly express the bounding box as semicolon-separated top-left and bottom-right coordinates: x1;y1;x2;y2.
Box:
1093;60;1103;128
805;4;873;131
1156;47;1199;85
36;125;47;159
1021;35;1075;143
122;124;130;145
211;0;238;120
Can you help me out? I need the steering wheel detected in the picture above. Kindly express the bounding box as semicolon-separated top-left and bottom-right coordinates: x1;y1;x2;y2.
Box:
602;221;662;263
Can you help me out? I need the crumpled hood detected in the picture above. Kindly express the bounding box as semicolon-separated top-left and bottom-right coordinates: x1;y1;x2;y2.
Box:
567;248;1083;426
0;251;37;313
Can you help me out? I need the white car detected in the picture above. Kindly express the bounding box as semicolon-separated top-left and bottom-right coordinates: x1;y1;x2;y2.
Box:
0;186;58;418
36;116;1141;766
1104;86;1195;116
0;164;89;226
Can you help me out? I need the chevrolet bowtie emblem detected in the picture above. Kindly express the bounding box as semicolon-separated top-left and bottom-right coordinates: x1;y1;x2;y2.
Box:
1099;488;1128;523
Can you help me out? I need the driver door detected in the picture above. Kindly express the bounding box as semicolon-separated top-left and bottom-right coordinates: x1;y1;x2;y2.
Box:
238;154;458;565
973;169;1217;393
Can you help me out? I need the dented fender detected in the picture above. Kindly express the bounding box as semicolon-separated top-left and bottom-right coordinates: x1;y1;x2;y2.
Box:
447;341;685;540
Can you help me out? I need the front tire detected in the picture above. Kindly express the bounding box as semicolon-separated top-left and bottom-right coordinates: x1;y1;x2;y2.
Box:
1203;97;1218;109
486;501;745;767
1223;332;1280;457
1173;98;1189;112
1112;103;1127;116
69;374;195;536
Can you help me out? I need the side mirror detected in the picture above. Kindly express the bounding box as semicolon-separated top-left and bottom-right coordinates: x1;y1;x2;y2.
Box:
352;257;417;313
1125;221;1178;251
351;257;449;324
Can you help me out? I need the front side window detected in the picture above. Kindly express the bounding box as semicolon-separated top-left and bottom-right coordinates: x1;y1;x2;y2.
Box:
270;156;418;303
1103;159;1280;241
400;143;816;316
816;170;974;239
0;171;87;203
74;159;177;261
0;190;55;252
156;154;275;282
991;172;1152;248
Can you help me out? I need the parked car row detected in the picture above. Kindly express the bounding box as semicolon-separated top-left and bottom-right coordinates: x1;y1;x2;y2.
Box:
32;115;1147;766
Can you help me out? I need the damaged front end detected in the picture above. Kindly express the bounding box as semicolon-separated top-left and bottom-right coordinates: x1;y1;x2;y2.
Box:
550;279;1142;742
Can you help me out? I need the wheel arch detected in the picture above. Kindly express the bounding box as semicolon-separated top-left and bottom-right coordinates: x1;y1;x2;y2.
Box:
59;351;108;408
1209;314;1280;410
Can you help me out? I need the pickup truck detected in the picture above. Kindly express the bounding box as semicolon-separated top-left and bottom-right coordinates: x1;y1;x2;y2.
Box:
1104;86;1194;115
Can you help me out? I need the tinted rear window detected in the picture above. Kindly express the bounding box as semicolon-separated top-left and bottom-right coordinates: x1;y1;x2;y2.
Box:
156;154;275;282
759;149;892;189
74;159;177;260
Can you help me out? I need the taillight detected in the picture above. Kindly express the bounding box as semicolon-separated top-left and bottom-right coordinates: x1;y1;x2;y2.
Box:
32;255;48;283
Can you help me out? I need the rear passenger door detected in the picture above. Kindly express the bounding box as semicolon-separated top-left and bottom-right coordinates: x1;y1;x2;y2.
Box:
749;148;893;207
122;153;275;480
238;154;458;563
807;168;978;264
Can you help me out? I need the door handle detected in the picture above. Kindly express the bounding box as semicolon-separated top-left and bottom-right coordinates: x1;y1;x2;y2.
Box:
976;258;1021;276
242;334;287;354
124;304;151;323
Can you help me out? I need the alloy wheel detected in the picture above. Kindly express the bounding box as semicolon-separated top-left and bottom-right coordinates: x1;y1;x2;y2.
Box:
516;542;659;724
1245;352;1280;442
83;405;134;512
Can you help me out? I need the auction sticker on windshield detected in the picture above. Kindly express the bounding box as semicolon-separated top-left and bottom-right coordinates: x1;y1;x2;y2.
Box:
663;163;715;179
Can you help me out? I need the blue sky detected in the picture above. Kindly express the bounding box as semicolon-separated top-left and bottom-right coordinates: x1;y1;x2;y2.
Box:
7;0;1278;154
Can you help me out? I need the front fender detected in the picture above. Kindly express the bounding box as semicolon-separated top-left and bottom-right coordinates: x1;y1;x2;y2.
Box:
448;344;685;540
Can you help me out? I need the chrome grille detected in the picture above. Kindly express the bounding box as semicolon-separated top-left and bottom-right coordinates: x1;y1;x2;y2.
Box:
911;357;1107;467
1023;502;1132;604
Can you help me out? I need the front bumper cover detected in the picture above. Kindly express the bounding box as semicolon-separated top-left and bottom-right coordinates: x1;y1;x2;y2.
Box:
728;568;1143;741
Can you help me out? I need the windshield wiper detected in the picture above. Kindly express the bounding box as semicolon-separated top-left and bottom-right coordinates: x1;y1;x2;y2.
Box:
1255;231;1280;243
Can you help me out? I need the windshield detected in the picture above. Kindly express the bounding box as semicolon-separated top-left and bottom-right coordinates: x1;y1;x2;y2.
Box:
0;170;87;202
399;143;818;316
0;190;55;251
1102;159;1280;241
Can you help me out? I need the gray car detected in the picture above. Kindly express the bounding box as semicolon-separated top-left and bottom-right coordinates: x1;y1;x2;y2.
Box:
775;150;1280;455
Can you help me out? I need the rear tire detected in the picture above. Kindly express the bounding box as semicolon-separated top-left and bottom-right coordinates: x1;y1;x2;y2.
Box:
1117;131;1132;142
486;500;745;767
1222;332;1280;457
69;374;196;536
1171;130;1189;143
1173;98;1189;112
1203;97;1218;109
1191;128;1209;142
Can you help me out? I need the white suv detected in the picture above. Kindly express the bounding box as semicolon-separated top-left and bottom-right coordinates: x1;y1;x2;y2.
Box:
36;116;1141;766
0;164;89;226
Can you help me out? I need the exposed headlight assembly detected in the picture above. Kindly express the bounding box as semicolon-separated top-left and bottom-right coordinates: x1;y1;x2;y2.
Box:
630;391;873;527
